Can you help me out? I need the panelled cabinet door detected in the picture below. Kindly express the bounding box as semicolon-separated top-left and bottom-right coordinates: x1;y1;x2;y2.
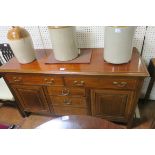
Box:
11;84;50;114
91;89;134;122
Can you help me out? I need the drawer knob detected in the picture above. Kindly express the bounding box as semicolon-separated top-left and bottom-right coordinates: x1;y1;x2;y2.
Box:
73;80;85;87
44;78;54;84
61;88;70;96
64;99;72;105
113;81;127;87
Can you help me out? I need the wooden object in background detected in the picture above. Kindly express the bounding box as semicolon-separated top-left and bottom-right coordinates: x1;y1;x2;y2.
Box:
36;115;122;129
0;48;149;128
144;58;155;103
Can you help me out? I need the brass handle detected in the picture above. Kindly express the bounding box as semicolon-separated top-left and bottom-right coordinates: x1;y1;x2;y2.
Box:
14;79;21;82
73;80;85;87
13;77;22;82
61;88;70;96
113;81;127;87
64;99;72;105
44;78;54;84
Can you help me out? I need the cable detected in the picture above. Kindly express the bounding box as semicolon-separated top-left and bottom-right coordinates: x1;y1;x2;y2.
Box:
38;26;47;56
141;26;148;56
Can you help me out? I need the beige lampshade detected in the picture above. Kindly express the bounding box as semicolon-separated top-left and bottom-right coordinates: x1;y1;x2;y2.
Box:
48;26;79;61
104;26;136;64
48;26;71;29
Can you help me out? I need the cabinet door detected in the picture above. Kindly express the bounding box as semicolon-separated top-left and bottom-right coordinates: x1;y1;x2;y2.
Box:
91;89;134;122
11;84;50;114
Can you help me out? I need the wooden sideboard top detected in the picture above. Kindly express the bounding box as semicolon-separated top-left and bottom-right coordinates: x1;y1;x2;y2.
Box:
0;48;149;77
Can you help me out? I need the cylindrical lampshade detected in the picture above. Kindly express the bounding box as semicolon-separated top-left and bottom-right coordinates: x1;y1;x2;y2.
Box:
48;26;79;61
104;26;136;64
7;26;36;64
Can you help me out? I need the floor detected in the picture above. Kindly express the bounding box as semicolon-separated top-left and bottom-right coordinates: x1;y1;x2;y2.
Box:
0;100;154;129
0;104;54;129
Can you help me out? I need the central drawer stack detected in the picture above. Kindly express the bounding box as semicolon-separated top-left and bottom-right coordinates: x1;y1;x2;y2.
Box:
46;77;89;115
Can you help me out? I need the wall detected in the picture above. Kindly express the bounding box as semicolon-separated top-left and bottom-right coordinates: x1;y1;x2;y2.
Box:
0;26;146;50
0;26;153;99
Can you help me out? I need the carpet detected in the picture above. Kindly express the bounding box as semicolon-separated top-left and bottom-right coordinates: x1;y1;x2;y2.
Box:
0;124;10;129
0;123;17;129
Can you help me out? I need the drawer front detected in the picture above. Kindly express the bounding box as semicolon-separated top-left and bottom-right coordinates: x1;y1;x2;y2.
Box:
47;86;86;96
64;77;137;90
50;96;87;108
5;74;64;86
53;106;88;115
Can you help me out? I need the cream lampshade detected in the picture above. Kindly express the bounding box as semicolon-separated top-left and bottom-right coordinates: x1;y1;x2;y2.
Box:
104;26;136;64
48;26;79;61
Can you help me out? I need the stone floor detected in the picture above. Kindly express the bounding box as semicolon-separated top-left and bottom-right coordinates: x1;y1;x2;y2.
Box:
0;100;154;129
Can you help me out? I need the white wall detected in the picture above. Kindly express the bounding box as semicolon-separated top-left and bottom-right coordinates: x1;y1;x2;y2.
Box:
0;26;146;50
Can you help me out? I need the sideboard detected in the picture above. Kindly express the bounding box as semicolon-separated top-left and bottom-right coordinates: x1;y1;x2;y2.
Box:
0;48;149;128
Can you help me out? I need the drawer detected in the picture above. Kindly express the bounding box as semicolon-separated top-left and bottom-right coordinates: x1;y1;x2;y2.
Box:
5;74;64;86
47;86;86;96
64;77;137;90
49;96;87;108
53;106;88;115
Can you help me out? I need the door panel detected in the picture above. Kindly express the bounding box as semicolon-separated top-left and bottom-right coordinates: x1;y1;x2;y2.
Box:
91;89;133;122
12;84;50;113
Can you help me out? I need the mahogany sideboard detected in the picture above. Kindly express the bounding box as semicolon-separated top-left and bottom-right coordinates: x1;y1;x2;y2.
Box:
0;48;149;128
